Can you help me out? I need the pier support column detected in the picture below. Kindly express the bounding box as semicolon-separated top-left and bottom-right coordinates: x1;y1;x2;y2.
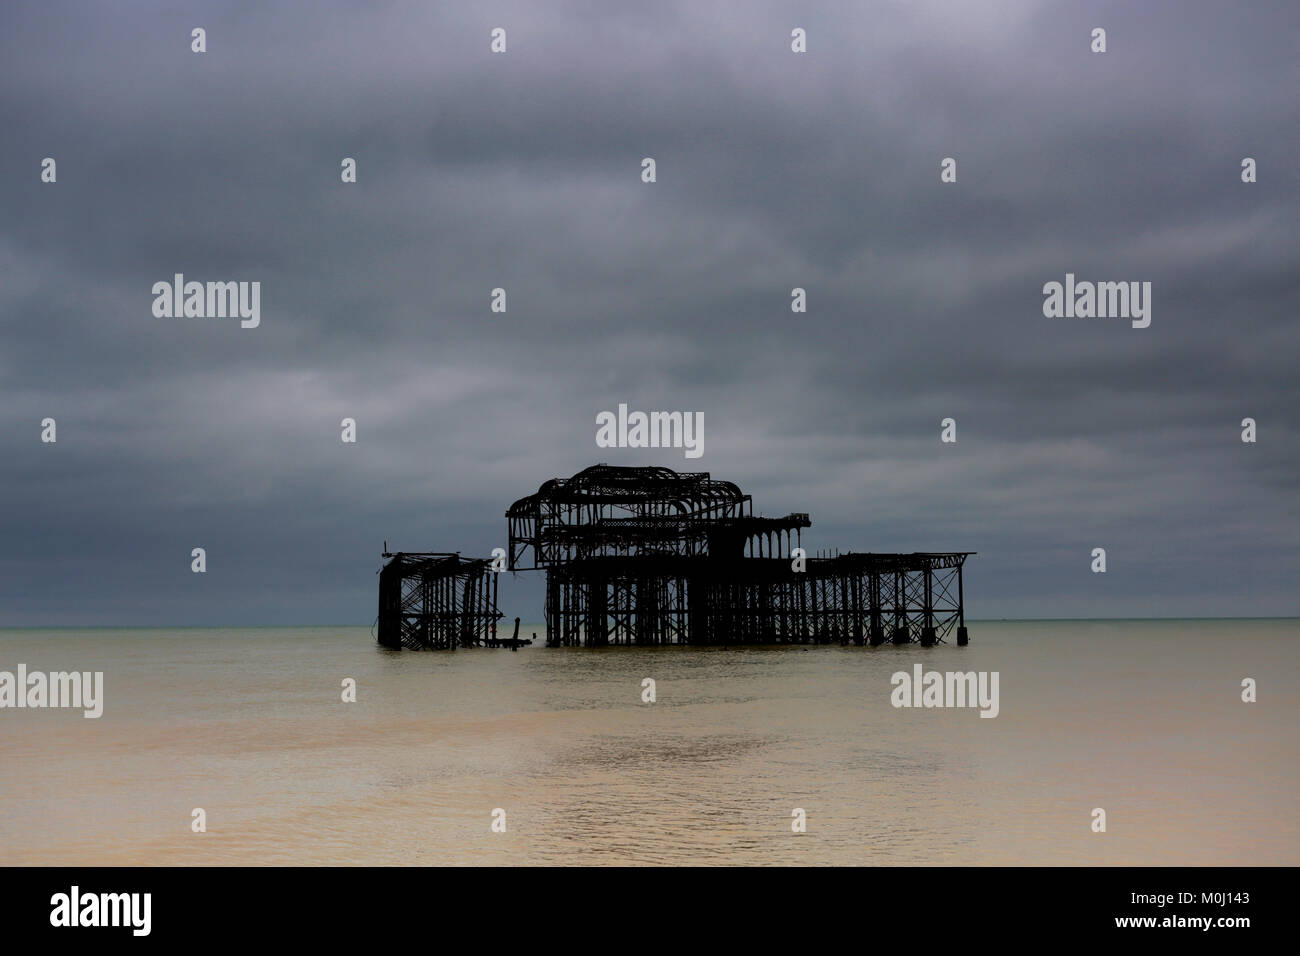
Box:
920;565;935;645
851;574;864;645
891;571;909;643
545;573;560;646
588;575;608;647
956;562;968;645
868;571;884;645
377;561;403;649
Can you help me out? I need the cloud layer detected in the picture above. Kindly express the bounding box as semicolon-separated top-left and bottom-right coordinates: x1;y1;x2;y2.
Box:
2;1;1297;624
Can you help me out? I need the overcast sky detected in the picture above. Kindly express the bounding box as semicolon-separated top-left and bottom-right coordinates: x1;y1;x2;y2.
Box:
1;0;1296;626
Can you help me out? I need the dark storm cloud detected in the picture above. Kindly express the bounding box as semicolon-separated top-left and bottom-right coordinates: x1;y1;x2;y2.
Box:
1;0;1296;624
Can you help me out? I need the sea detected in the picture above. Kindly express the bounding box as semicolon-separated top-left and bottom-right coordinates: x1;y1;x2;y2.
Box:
0;619;1295;866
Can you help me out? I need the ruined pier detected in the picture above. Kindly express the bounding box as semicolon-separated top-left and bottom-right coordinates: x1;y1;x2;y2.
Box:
376;551;503;649
507;465;971;647
378;464;972;649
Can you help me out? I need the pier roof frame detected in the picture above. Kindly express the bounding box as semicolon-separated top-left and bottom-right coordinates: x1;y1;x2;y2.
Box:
506;464;755;569
506;463;748;515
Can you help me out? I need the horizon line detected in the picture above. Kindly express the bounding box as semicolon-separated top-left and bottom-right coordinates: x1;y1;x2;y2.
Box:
1;615;1297;630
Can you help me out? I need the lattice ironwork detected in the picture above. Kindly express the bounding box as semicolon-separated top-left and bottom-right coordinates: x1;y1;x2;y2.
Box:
505;465;973;647
377;552;503;650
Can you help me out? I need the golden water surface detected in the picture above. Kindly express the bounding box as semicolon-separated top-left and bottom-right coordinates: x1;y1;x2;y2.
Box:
0;620;1295;865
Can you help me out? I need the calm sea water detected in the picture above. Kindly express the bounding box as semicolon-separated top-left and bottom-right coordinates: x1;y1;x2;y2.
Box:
0;620;1295;866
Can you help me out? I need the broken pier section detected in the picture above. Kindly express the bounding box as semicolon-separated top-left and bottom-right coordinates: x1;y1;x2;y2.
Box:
378;465;971;649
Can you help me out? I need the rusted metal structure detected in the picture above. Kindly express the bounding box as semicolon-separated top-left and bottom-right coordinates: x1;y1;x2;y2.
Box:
376;551;503;650
506;464;972;647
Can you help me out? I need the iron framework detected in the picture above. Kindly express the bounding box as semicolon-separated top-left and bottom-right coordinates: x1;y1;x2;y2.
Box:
376;552;503;650
507;465;973;647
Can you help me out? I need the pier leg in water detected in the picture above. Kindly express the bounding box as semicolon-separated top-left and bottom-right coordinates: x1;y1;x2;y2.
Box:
956;563;968;645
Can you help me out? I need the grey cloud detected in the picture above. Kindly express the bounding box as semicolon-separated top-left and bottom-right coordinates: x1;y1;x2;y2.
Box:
0;0;1296;624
